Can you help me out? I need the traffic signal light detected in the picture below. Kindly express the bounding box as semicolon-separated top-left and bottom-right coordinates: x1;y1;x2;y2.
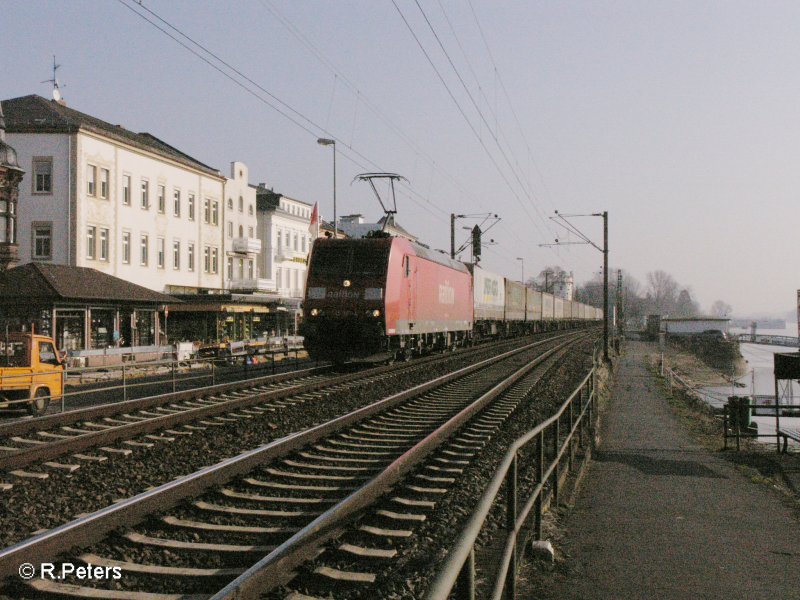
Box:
471;225;482;259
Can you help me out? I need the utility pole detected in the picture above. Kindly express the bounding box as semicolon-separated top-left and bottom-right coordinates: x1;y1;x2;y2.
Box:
603;211;609;361
450;213;456;259
449;213;500;260
540;210;610;362
617;268;624;338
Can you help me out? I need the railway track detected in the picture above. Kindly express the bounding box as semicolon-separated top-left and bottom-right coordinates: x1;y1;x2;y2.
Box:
0;331;591;599
0;336;533;478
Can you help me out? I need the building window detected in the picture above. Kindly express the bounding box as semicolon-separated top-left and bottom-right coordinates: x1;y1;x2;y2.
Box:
276;267;281;288
140;234;149;265
227;257;233;280
157;237;165;269
203;198;210;223
122;231;131;264
293;233;298;251
141;179;149;209
157;185;166;213
173;189;181;217
188;243;195;271
285;231;291;247
237;258;244;279
100;168;109;199
173;240;180;270
227;221;233;238
188;194;195;220
248;259;254;279
32;223;52;260
32;157;53;194
211;247;219;273
248;204;254;216
302;236;306;252
99;228;109;261
0;200;14;245
203;246;210;273
238;225;244;237
238;196;243;212
122;174;131;205
211;200;219;225
248;226;254;238
227;197;233;209
277;230;282;248
87;164;96;196
86;226;96;259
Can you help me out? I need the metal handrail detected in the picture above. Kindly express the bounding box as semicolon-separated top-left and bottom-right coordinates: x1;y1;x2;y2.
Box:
426;369;596;600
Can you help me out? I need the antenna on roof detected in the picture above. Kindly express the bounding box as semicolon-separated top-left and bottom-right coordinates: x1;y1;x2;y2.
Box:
41;56;65;104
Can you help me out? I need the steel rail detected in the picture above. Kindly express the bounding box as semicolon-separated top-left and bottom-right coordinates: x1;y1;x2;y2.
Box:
425;369;595;600
210;333;586;600
0;334;572;581
0;338;527;471
0;364;329;438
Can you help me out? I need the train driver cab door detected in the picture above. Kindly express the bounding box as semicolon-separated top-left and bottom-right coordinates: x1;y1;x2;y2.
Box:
403;255;416;327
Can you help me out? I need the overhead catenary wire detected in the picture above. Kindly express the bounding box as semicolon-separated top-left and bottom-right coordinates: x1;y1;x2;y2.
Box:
116;0;447;222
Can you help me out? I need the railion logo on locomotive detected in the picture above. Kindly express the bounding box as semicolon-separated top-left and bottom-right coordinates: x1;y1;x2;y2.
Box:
326;289;361;299
438;282;455;305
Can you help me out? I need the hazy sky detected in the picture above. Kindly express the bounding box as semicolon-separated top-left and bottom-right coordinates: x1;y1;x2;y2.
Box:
3;1;798;316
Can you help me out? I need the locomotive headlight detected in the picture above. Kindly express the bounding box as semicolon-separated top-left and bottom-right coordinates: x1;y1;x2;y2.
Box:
372;309;381;317
310;308;320;316
343;279;351;287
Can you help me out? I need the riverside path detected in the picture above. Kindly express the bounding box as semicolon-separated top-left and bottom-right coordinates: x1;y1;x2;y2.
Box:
527;341;800;600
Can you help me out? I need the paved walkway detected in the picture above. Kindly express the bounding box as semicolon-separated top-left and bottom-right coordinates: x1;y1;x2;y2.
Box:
534;341;800;600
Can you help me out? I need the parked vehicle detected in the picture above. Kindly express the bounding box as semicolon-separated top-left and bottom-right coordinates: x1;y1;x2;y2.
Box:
0;333;65;415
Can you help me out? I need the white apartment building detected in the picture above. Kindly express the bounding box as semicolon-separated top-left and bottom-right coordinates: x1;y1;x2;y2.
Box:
223;161;262;292
2;94;225;294
255;186;314;300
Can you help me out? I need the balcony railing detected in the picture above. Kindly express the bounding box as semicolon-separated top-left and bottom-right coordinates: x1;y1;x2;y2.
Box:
232;237;262;254
229;278;272;292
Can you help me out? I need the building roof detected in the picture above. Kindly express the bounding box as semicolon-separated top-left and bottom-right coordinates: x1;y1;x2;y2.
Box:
0;263;178;305
1;95;221;178
661;317;730;322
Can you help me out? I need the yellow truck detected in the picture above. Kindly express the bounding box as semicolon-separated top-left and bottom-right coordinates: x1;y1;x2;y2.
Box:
0;333;64;416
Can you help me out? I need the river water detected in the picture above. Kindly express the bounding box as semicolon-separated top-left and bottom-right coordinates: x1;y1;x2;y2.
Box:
701;322;799;445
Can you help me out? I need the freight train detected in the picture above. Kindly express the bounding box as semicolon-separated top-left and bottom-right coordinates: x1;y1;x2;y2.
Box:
300;236;602;363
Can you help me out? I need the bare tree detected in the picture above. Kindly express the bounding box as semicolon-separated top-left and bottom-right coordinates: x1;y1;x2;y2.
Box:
531;265;569;293
710;300;733;317
646;270;679;314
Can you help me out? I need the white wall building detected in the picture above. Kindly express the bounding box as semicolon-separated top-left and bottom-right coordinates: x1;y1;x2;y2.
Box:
223;161;262;292
2;94;225;294
255;186;313;300
552;272;574;301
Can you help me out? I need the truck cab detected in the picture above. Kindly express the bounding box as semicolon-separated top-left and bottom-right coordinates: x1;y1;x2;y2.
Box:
0;333;64;416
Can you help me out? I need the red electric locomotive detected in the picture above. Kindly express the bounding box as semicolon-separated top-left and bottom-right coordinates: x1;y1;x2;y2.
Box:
301;236;473;363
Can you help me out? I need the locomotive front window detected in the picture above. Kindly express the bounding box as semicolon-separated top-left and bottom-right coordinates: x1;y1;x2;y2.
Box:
313;246;351;276
312;244;389;277
351;246;389;276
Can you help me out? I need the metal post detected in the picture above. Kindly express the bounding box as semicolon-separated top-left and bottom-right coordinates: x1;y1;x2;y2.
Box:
122;363;127;402
211;359;216;386
295;349;299;370
450;213;456;259
61;368;66;412
603;211;609;362
455;548;475;600
505;453;518;600
535;433;544;539
172;360;176;393
775;375;781;453
552;419;560;506
272;352;276;375
723;405;728;450
568;400;574;471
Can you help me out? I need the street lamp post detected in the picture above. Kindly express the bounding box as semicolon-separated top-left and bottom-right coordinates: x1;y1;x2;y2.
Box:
317;138;336;237
516;257;524;285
